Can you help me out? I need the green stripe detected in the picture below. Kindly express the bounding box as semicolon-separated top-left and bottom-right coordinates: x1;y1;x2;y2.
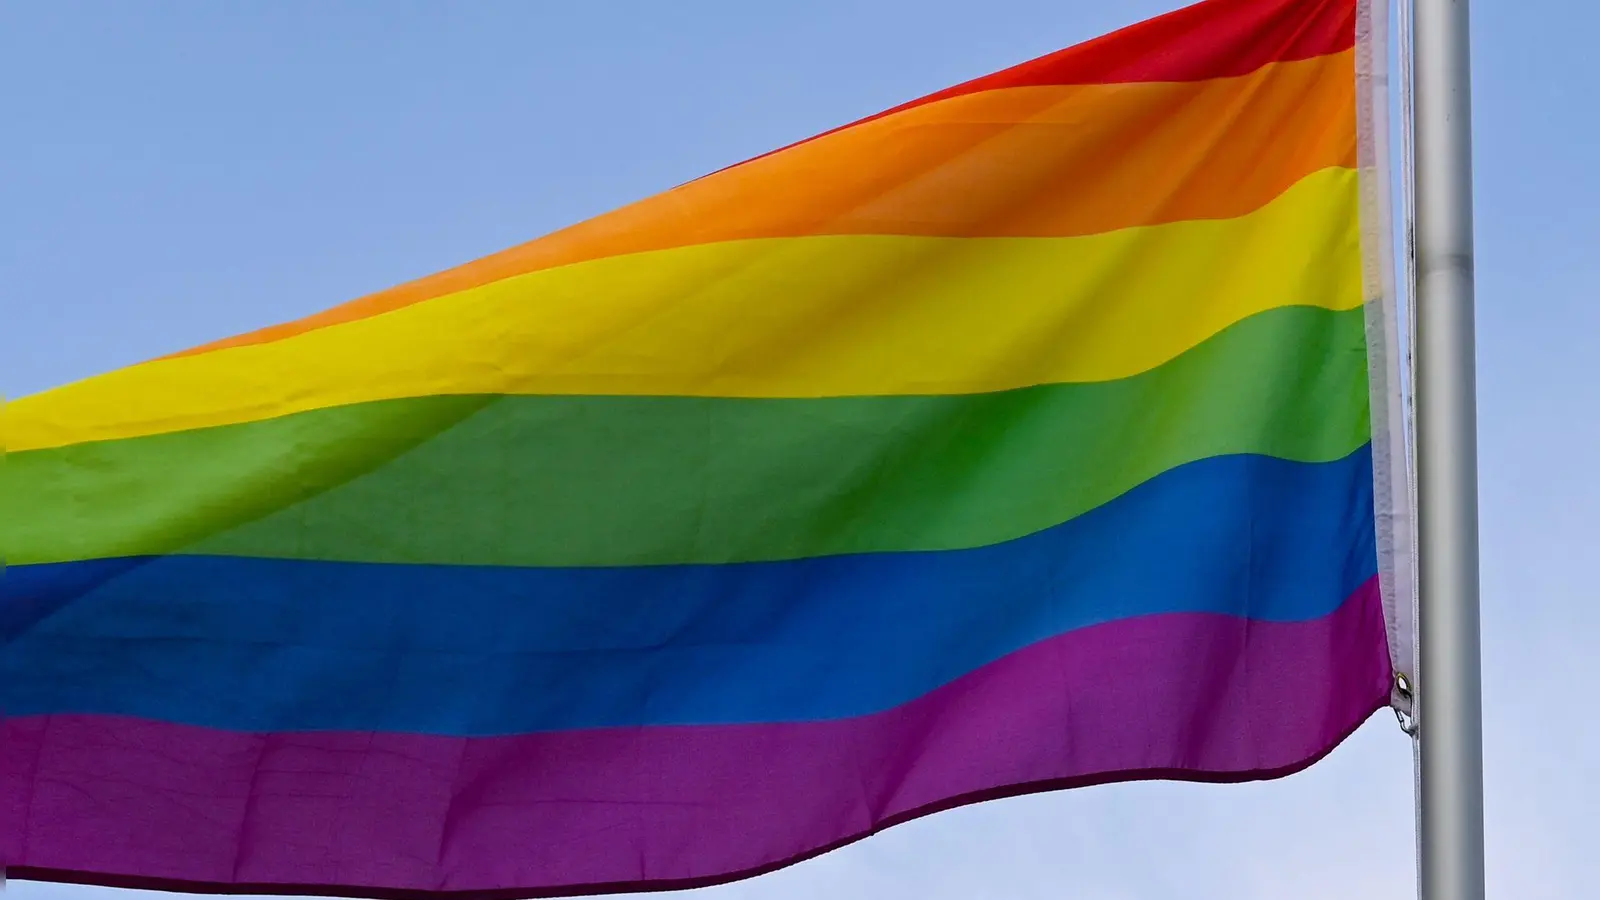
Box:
8;304;1370;568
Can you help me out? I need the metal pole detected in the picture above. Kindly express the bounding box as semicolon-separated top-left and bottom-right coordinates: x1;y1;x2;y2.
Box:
1411;0;1486;898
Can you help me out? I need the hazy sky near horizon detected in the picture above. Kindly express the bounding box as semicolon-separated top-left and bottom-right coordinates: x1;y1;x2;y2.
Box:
3;1;1596;898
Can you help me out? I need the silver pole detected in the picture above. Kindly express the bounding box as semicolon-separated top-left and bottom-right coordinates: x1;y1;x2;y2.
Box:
1411;0;1486;898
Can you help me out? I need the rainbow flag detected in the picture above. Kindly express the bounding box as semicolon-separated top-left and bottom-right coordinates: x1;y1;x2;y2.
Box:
1;0;1413;895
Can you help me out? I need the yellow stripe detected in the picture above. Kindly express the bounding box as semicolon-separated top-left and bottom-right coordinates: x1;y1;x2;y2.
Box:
14;167;1360;451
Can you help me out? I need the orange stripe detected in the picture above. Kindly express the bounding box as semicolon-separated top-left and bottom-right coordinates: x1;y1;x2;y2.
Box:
170;49;1353;361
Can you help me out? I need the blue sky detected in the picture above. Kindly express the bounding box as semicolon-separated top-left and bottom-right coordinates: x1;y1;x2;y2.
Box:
3;1;1595;898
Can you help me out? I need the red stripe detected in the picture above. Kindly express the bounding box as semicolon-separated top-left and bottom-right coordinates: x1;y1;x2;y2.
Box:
927;0;1355;89
707;0;1355;179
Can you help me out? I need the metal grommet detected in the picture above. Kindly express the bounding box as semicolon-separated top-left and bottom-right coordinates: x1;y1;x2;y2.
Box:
1393;672;1419;736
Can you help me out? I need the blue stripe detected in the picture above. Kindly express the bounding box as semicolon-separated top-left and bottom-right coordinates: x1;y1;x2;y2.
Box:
1;448;1377;735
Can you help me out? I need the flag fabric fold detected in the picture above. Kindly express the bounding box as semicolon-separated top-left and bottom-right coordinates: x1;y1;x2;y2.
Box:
1;0;1409;896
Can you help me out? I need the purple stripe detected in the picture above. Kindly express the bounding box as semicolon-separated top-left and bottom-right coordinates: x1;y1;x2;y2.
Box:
2;578;1390;899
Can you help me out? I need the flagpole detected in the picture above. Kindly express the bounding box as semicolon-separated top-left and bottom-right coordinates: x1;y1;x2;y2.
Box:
1411;0;1485;898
